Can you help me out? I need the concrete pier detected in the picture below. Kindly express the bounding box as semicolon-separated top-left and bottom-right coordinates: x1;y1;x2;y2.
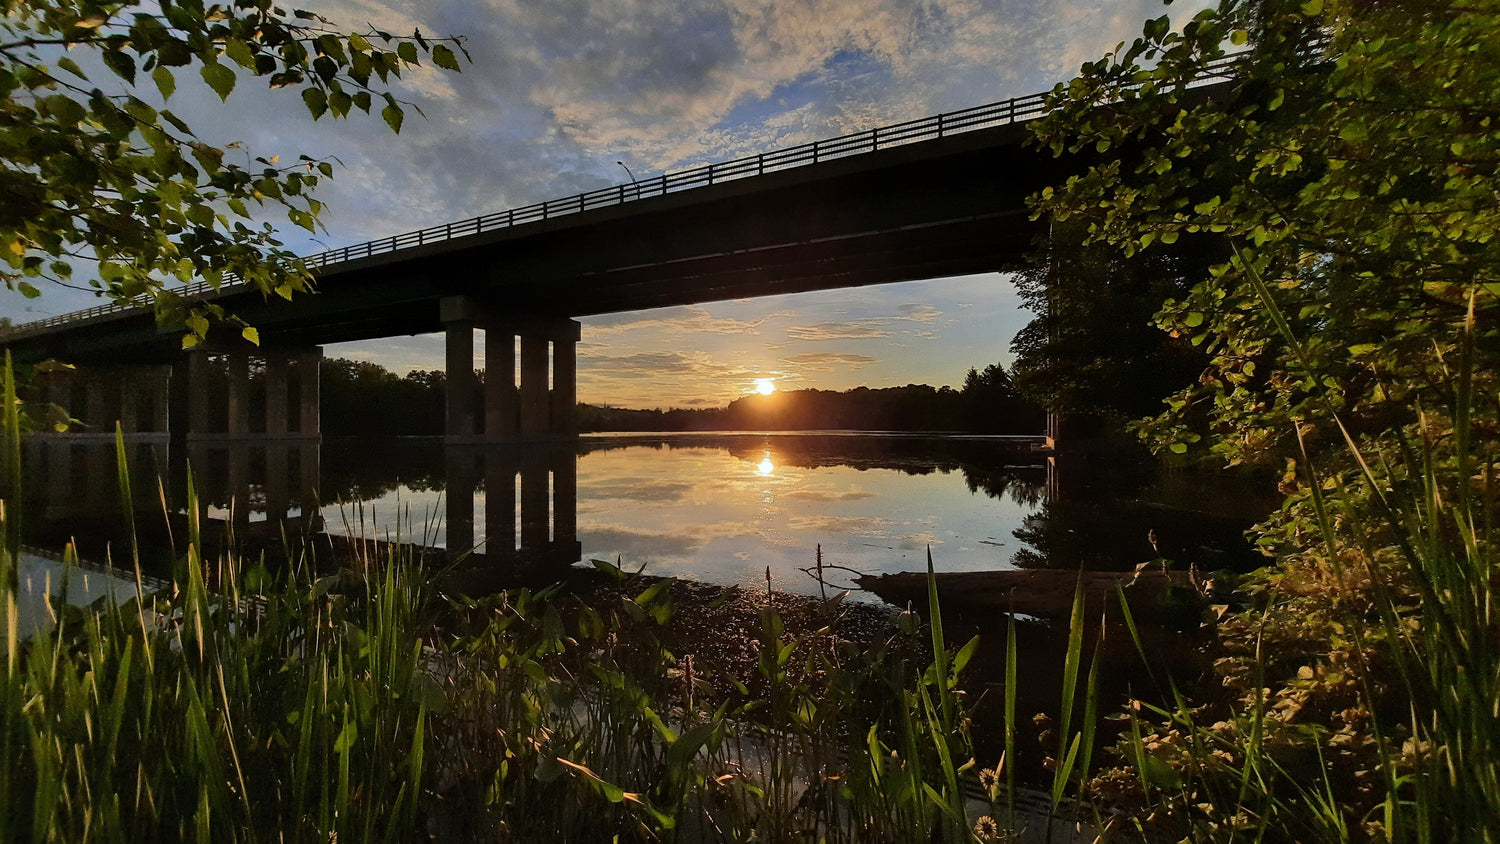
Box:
180;347;322;441
441;296;580;444
35;365;172;441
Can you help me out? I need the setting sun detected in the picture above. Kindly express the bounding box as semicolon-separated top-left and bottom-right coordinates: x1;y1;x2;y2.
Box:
754;378;776;395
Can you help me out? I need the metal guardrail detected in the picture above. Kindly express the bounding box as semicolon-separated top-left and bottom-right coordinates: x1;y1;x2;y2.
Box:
0;52;1242;341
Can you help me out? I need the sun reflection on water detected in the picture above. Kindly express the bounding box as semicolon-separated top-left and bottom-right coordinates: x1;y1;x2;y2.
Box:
757;455;775;476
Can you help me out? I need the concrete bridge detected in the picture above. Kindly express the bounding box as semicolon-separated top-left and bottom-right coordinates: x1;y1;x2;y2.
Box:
1;60;1236;446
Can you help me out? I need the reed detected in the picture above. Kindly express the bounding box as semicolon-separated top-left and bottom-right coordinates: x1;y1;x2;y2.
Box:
1096;262;1500;842
1;357;1030;841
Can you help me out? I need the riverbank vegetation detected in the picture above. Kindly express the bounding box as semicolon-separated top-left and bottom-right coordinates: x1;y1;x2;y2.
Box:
1029;0;1499;839
4;0;1496;839
1;403;1039;838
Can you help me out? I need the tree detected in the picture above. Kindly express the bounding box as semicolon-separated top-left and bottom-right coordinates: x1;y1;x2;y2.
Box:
1029;0;1500;836
1007;223;1214;424
960;360;1044;433
1;0;467;346
1029;0;1497;469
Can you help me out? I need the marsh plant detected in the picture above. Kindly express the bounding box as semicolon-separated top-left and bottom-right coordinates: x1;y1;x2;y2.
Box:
5;351;1085;841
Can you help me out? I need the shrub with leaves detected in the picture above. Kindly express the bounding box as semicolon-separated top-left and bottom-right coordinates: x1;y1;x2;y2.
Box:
0;0;467;345
1030;0;1500;838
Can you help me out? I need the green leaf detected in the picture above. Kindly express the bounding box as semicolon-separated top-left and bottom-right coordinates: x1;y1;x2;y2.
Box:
224;37;255;70
382;101;404;134
152;65;176;100
1230;29;1249;46
201;62;237;100
55;56;88;80
951;635;980;675
302;87;327;119
1300;0;1323;14
431;44;462;72
1169;442;1188;454
42;95;86;125
17;281;40;299
333;720;358;753
184;204;212;227
102;49;135;83
397;41;419;64
1185;312;1204;327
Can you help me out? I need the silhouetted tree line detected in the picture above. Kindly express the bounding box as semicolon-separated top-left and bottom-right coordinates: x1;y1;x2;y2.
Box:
579;375;1041;434
321;358;448;435
1008;223;1220;425
316;357;1043;436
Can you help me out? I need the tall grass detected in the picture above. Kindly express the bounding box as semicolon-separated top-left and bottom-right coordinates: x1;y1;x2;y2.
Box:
0;347;1138;841
5;349;1083;841
1100;258;1500;841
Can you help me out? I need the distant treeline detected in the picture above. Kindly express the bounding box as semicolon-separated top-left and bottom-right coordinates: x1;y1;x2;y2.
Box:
320;358;1042;436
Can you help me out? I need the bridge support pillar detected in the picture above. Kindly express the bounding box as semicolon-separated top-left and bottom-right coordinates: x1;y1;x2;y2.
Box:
446;321;478;440
30;365;172;439
117;373;139;433
265;356;289;436
181;347;320;441
519;335;548;438
484;328;518;441
445;449;478;553
441;296;580;443
552;335;577;437
295;348;321;437
226;351;250;436
186;350;212;435
484;448;519;553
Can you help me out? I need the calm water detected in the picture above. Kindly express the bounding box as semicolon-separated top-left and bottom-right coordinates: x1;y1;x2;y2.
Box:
324;433;1046;599
20;432;1273;603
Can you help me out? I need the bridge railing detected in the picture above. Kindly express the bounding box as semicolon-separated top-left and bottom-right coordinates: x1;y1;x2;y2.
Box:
1;51;1243;340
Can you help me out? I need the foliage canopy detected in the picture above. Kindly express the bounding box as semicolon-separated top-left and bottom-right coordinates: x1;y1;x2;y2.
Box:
1029;0;1500;836
0;0;466;345
1030;0;1498;469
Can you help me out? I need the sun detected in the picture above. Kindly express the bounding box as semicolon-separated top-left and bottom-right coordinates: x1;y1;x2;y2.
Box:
754;378;776;395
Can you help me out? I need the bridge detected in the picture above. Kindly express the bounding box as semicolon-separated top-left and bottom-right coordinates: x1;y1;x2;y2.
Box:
2;59;1236;446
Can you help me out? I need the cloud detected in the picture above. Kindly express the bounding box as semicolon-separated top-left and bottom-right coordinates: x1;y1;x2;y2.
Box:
577;480;695;504
782;489;876;503
577;351;704;378
783;303;942;341
785;514;892;535
578;349;756;379
583;305;793;338
785;321;891;341
780;352;877;372
579;525;706;559
897;304;942;323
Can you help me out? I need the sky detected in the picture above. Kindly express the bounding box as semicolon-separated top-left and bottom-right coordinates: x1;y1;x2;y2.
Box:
0;0;1205;409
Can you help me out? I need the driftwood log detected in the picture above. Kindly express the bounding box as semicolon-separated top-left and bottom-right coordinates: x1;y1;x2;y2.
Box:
855;568;1203;626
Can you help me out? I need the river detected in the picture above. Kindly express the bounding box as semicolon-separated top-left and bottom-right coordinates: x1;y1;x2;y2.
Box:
20;431;1273;601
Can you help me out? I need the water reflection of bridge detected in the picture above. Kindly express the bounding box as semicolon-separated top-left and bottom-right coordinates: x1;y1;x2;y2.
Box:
20;438;582;579
438;445;582;592
22;438;323;548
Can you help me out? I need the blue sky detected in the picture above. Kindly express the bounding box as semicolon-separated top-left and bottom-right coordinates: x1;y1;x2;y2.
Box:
0;0;1204;408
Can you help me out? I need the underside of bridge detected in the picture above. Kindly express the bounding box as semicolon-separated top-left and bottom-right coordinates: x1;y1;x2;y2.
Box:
4;116;1064;445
